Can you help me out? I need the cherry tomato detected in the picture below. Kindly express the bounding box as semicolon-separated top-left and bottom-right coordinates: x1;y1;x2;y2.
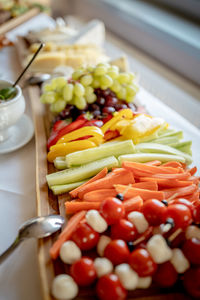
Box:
164;204;192;230
183;267;200;298
71;222;99;250
170;198;194;214
193;202;200;223
96;273;127;300
129;248;157;276
142;199;167;226
70;257;96;286
153;261;178;288
111;219;138;241
104;239;130;265
182;238;200;264
100;197;125;225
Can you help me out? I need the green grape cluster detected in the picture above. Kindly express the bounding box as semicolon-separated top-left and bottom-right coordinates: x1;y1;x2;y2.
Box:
40;63;139;113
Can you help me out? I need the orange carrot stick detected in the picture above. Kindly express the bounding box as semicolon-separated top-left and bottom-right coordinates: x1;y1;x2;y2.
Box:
185;190;200;202
65;201;101;214
151;172;190;180
123;196;143;212
188;176;200;185
50;211;85;260
122;161;180;175
162;161;183;168
189;166;197;176
83;189;117;202
139;177;193;188
115;184;164;201
69;167;108;198
163;184;197;199
144;160;162;166
78;169;135;199
132;181;158;191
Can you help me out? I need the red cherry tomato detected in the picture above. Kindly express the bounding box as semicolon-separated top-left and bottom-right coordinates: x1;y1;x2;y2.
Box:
96;273;127;300
100;197;125;225
129;248;157;276
104;239;130;265
183;267;200;298
182;238;200;264
142;199;167;226
111;219;138;241
170;198;194;213
71;222;99;250
153;261;178;288
70;257;96;286
164;204;192;229
193;202;200;223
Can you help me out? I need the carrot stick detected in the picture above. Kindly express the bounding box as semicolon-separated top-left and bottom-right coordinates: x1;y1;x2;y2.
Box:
65;201;101;214
50;211;85;259
115;184;164;201
188;176;200;185
144;160;162;166
122;161;180;175
123;196;143;212
83;189;117;202
139;177;193;188
132;181;158;191
184;190;200;202
151;172;190;180
69;167;108;198
162;161;183;168
189;166;197;176
163;184;197;199
78;169;135;199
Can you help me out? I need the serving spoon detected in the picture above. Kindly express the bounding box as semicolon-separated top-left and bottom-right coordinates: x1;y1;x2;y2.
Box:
0;214;64;264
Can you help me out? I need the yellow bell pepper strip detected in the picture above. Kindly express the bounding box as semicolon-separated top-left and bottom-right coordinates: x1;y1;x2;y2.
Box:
56;126;104;145
47;140;97;162
101;109;133;134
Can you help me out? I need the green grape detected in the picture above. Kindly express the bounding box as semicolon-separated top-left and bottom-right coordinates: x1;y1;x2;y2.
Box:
80;74;93;86
86;93;97;104
128;72;136;83
107;65;119;79
126;95;135;103
72;69;84;80
63;83;74;102
74;83;85;97
50;99;66;113
85;86;94;96
117;87;127;100
74;96;87;110
100;74;113;88
126;84;138;97
43;83;54;92
92;77;100;88
117;73;130;84
97;62;110;68
40;91;57;104
87;66;94;72
51;77;66;90
110;79;121;93
94;65;108;76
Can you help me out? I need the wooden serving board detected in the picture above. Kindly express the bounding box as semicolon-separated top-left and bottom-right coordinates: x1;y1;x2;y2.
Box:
0;8;40;36
15;37;190;300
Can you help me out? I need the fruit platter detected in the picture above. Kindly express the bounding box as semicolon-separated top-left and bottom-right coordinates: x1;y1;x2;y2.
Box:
15;19;200;300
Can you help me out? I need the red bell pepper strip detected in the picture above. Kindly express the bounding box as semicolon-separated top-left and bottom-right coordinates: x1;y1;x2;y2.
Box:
104;129;120;141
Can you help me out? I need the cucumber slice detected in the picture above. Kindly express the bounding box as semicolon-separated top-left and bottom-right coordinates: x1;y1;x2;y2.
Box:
65;140;135;168
51;180;87;195
118;153;186;165
46;156;118;186
135;143;192;165
54;156;67;170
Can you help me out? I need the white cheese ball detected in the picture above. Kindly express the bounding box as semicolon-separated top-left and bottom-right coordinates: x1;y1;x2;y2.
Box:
94;257;113;277
86;210;108;233
52;274;78;300
137;276;152;289
128;211;149;234
115;263;138;290
97;235;111;257
147;234;172;264
170;248;190;273
185;225;200;240
60;241;81;264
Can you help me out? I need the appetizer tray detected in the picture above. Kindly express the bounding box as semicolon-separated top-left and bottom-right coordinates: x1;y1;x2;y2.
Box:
0;8;40;36
15;36;193;300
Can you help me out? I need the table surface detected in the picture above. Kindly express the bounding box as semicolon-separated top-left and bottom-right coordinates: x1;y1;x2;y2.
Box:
0;13;200;300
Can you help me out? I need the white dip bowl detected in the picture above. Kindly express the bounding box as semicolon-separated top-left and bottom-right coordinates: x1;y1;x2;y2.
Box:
0;80;25;143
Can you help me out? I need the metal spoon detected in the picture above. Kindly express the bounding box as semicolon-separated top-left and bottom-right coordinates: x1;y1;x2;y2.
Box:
0;215;64;264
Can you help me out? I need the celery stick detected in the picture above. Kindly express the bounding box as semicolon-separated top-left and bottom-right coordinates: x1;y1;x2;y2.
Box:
150;137;181;145
65;140;135;167
118;153;186;165
135;143;192;164
51;180;87;195
170;141;192;155
54;156;68;170
46;156;118;186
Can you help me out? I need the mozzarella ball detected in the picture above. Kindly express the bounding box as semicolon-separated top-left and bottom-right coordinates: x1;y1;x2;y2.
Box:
97;235;111;257
147;234;172;264
185;225;200;240
86;210;108;233
115;263;138;290
128;211;149;234
60;241;81;264
137;276;152;289
51;274;78;300
170;248;190;273
94;257;113;277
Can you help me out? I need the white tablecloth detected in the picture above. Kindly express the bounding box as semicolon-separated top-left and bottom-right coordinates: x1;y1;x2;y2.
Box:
0;14;200;300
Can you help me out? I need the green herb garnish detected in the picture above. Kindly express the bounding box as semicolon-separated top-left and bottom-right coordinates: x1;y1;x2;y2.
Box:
0;87;17;101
